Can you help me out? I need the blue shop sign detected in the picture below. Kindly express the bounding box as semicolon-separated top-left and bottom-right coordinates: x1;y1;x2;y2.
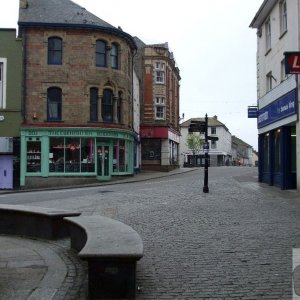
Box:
257;88;297;129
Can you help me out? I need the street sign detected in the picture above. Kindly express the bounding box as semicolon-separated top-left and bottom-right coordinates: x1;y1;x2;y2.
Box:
207;136;219;141
248;106;258;118
188;121;206;133
284;52;300;74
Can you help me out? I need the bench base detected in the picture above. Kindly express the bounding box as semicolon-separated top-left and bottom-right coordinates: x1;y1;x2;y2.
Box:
88;259;137;299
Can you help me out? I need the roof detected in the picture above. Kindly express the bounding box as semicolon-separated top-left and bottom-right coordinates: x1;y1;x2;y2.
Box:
18;0;136;49
232;135;252;148
180;116;229;131
249;0;277;28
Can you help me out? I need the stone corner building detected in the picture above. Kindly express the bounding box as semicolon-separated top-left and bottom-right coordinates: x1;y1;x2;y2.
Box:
134;39;181;171
18;0;138;187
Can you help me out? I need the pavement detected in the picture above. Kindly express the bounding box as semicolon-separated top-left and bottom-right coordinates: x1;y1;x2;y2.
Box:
0;168;196;300
1;167;300;299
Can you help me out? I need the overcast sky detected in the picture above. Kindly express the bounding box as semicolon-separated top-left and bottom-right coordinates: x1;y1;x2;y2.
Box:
1;0;263;150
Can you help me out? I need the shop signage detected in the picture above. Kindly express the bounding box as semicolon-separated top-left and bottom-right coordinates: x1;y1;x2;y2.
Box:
24;128;133;140
257;88;297;129
248;106;258;118
284;52;300;74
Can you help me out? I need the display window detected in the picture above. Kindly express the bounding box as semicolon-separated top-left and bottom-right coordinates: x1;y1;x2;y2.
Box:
26;140;41;173
49;137;95;173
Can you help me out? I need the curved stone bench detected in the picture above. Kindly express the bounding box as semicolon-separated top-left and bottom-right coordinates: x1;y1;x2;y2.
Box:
0;204;81;239
64;215;143;299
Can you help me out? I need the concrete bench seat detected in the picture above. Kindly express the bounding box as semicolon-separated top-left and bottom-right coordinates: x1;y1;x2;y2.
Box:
64;215;143;299
0;204;81;239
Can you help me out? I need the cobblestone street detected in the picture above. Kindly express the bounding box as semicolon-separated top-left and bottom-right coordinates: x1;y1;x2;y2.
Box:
1;166;300;299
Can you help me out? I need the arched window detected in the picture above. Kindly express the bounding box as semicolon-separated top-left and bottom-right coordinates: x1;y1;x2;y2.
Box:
111;43;118;69
102;89;113;122
47;87;62;121
96;40;107;67
48;37;62;65
90;87;98;122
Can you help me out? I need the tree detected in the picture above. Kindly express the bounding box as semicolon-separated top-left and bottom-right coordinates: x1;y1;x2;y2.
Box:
186;133;204;166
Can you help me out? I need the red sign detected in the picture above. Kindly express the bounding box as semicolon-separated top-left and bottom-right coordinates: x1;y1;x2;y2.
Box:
284;52;300;74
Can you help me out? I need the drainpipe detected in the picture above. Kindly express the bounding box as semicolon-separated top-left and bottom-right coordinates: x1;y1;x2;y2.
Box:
21;28;27;123
131;48;137;172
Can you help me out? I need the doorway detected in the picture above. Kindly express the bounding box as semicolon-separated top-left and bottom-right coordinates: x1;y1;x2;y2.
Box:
97;144;112;180
0;156;13;189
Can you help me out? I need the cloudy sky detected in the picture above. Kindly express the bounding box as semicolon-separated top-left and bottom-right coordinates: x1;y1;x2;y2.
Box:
1;0;263;150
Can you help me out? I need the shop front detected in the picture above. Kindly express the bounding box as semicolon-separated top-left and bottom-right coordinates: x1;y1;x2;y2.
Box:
140;126;180;171
258;84;298;190
20;127;134;187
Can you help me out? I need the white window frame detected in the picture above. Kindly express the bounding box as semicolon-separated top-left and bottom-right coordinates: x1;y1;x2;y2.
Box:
155;96;165;120
266;72;273;92
0;58;7;109
211;127;216;135
265;19;271;52
155;61;165;84
280;0;287;35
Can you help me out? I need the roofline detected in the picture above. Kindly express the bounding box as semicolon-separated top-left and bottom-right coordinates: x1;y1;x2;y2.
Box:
249;0;277;29
18;21;137;50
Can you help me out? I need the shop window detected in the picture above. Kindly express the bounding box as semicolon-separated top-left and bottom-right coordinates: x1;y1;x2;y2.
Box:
119;140;126;172
81;138;95;172
263;133;269;172
47;87;62;121
48;37;62;65
111;43;119;69
142;139;161;160
65;138;80;173
102;89;113;122
49;137;65;173
49;137;95;173
96;40;107;67
274;129;281;172
26;140;41;173
90;87;98;122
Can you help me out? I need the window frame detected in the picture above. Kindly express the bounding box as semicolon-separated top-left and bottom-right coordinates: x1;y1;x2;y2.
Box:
111;43;119;69
47;87;62;121
266;72;273;92
48;37;63;65
155;97;165;120
90;87;98;122
102;89;114;122
0;58;7;109
280;0;287;35
265;19;271;52
155;62;165;84
96;40;107;67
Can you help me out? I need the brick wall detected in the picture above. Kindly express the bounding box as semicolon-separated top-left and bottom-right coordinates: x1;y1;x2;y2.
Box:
24;27;133;128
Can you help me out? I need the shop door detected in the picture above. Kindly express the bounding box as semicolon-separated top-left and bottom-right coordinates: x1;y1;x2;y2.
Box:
97;144;111;180
0;156;13;189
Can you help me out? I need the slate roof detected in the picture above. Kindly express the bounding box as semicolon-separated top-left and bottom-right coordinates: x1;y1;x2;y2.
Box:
18;0;136;49
180;117;229;131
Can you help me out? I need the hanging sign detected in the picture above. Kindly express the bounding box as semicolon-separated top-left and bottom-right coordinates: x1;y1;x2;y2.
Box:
284;52;300;74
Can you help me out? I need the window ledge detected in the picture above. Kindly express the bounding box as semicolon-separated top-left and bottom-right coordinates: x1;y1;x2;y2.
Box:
265;48;272;56
279;30;287;40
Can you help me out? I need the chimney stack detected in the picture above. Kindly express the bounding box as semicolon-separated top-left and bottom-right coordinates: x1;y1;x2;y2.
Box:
20;0;28;9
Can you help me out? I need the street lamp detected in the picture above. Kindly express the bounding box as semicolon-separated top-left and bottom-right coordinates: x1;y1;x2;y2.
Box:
203;114;209;193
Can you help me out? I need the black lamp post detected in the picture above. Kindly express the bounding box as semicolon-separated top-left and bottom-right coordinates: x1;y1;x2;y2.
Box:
203;114;209;193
